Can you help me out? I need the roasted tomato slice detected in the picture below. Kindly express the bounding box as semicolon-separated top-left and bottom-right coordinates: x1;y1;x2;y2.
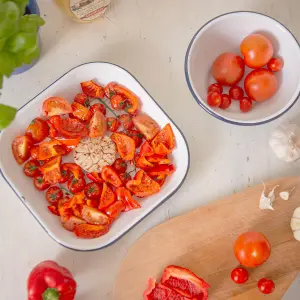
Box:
104;201;125;220
84;182;102;200
147;164;175;177
126;129;144;148
81;205;110;225
12;135;33;164
126;170;160;198
23;159;41;177
89;103;106;116
132;113;160;141
106;117;121;132
59;168;71;184
86;172;104;183
89;110;107;138
62;163;84;180
151;124;175;155
147;154;171;165
67;176;86;194
113;84;139;114
30;146;39;160
86;199;99;208
119;114;134;130
46;186;63;205
62;216;86;232
116;187;141;211
74;93;89;107
104;82;117;98
42;97;72;116
71;102;92;122
81;80;105;98
74;223;109;239
112;158;127;173
33;175;50;191
136;155;154;170
54;137;80;147
46;119;59;138
140;141;154;157
52;116;88;138
36;140;65;161
149;174;167;187
101;166;123;187
99;182;116;210
47;206;60;216
110;94;125;111
39;156;62;184
161;265;210;300
111;132;136;161
119;172;132;185
25;118;49;143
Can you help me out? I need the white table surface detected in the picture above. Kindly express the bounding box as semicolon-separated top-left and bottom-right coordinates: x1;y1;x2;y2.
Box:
1;0;300;299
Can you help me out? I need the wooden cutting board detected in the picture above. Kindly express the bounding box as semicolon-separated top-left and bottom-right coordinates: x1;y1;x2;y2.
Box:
113;177;300;300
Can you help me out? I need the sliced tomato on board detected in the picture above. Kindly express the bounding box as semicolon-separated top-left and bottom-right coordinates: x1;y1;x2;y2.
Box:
126;170;160;198
42;97;72;116
105;201;125;220
89;110;107;138
12;135;33;164
25;118;49;143
101;166;123;187
151;124;175;156
39;156;62;184
71;102;92;122
81;205;110;225
99;182;116;210
161;265;210;300
116;187;141;211
81;80;105;98
132;113;160;141
74;223;109;239
52;116;88;138
111;132;136;161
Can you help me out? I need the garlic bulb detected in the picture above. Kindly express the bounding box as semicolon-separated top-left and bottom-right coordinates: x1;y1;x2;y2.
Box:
269;124;300;162
291;207;300;241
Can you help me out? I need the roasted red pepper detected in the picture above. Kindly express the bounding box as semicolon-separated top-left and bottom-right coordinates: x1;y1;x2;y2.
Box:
101;166;123;187
86;172;104;183
81;80;105;98
39;156;62;184
105;200;125;220
147;165;175;177
116;187;141;211
99;182;116;210
151;124;175;155
27;260;77;300
136;155;154;170
111;132;136;161
62;163;84;180
140;141;154;157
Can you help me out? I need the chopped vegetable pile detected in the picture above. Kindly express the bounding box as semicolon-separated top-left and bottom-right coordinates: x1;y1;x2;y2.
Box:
12;80;176;239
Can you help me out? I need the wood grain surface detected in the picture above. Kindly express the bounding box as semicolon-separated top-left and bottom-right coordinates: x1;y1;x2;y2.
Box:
114;177;300;299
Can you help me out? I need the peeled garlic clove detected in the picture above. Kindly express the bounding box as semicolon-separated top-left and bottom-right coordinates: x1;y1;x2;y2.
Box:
293;230;300;241
259;195;274;210
291;207;300;241
280;191;290;200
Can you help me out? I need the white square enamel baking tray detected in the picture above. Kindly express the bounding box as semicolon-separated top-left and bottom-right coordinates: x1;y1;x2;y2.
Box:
0;62;190;251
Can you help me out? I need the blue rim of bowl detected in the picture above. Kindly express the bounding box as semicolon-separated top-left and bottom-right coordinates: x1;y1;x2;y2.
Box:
184;11;300;126
0;62;190;251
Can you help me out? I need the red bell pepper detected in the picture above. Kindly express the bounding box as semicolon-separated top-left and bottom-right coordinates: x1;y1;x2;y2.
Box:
116;187;141;211
27;260;77;300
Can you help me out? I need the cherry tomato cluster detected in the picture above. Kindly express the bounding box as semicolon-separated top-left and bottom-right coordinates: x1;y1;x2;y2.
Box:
207;33;284;113
12;80;176;239
230;232;275;294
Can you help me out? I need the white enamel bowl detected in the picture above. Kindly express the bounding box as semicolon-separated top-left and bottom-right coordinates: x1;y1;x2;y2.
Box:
0;63;190;251
185;11;300;125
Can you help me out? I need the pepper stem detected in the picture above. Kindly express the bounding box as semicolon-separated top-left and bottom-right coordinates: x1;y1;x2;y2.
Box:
42;288;60;300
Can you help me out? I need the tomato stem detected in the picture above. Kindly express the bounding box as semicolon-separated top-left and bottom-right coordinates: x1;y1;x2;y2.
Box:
42;288;60;300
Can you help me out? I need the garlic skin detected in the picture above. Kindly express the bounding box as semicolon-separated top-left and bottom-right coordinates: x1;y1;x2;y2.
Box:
291;207;300;241
268;185;279;203
269;124;300;162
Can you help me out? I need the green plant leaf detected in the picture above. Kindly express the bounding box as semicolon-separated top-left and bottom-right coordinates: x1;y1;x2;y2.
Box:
0;73;3;89
0;1;20;38
5;31;37;53
0;37;6;51
0;103;17;129
0;51;16;76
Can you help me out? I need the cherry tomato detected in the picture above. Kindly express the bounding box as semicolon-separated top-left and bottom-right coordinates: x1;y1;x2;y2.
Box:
240;33;273;69
126;129;144;148
110;94;125;110
212;52;245;86
89;110;107;138
119;172;132;185
84;182;102;200
207;91;222;107
229;86;244;100
67;176;86;194
42;97;73;117
12;136;33;165
90;103;106;116
107;117;121;132
34;175;50;191
23;160;41;177
119;114;134;130
74;93;89;107
25;118;49;143
267;57;284;72
219;94;231;110
58;168;71;184
112;158;127;173
46;186;63;205
231;267;249;284
244;69;277;102
240;97;252;113
208;83;223;94
234;232;271;268
258;278;275;294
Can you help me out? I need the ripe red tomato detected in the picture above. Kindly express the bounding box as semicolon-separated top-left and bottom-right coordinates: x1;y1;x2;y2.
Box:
46;186;63;205
231;267;249;284
258;278;275;294
119;172;132;185
74;93;89;107
23;160;41;177
244;69;277;102
229;86;244;100
84;182;102;200
12;136;33;165
106;117;121;132
212;52;245;86
58;168;71;184
234;232;271;268
267;57;284;72
26;118;49;143
67;176;86;194
240;97;252;113
207;91;222;107
34;175;50;191
119;114;134;130
110;94;125;110
208;83;223;94
240;34;274;69
89;110;107;138
112;158;127;173
52;116;89;138
219;94;231;110
90;103;106;116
